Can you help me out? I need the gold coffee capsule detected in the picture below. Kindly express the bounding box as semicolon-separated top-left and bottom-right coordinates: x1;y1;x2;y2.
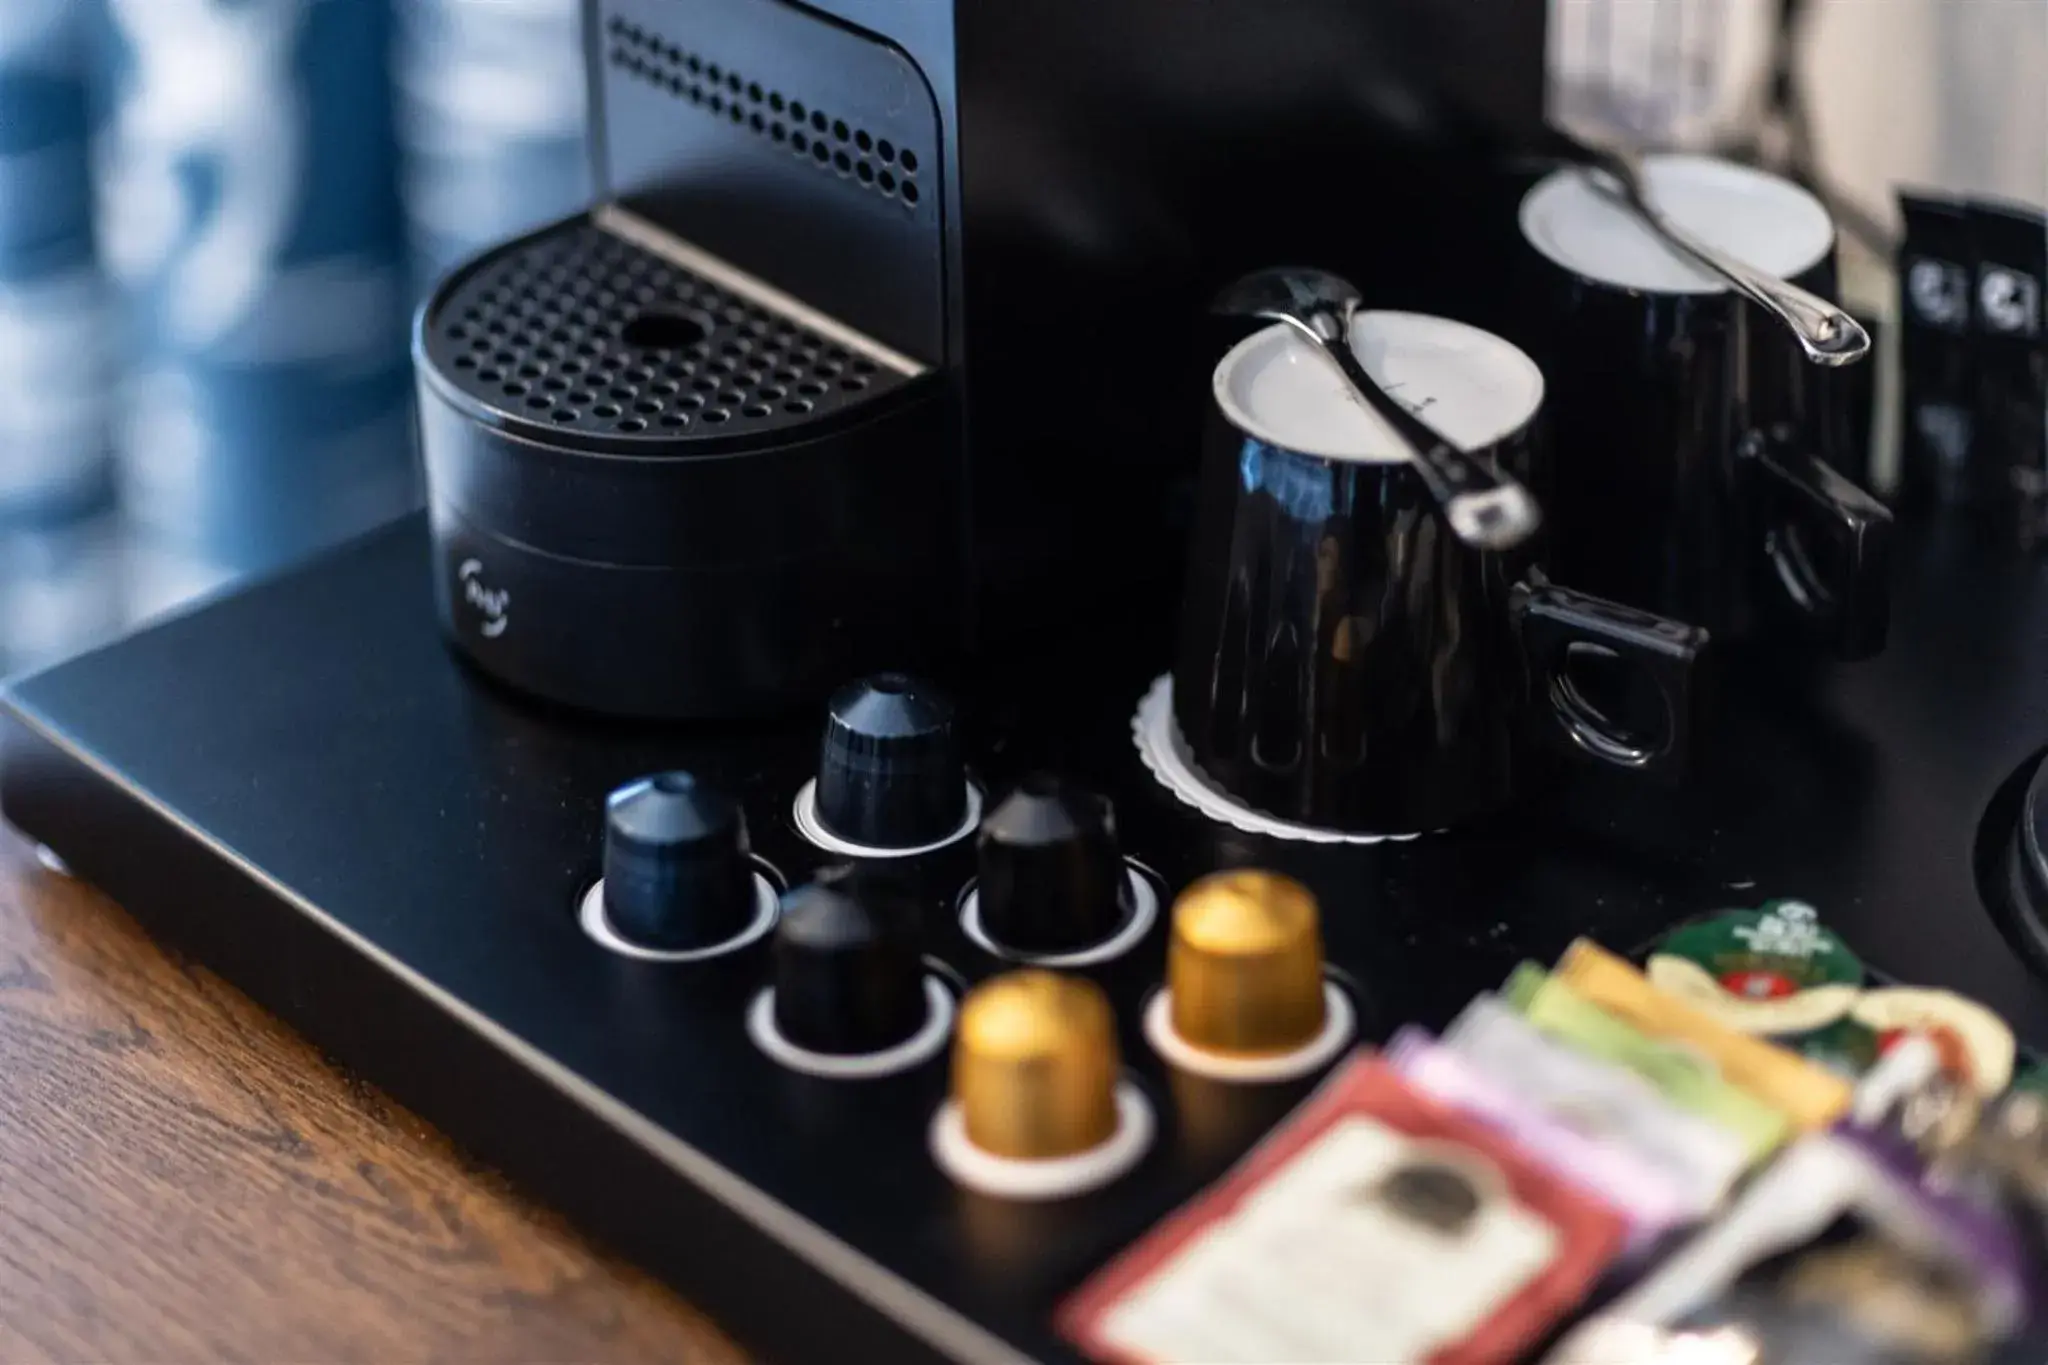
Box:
1169;871;1326;1056
953;970;1120;1160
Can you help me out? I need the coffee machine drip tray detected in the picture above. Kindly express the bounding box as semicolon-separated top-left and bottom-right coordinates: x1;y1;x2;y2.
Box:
413;207;956;720
422;206;925;439
4;515;2048;1363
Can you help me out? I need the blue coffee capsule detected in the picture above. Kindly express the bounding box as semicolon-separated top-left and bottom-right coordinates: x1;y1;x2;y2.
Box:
604;772;757;950
815;674;966;849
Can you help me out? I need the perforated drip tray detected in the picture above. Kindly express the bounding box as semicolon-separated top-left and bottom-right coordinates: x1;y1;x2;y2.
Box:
418;211;917;444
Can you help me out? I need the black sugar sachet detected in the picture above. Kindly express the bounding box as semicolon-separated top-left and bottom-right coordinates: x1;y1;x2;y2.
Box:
1897;191;1982;508
1969;199;2048;532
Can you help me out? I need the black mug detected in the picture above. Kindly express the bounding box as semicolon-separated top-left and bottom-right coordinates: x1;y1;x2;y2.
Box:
1515;154;1891;660
1172;312;1709;834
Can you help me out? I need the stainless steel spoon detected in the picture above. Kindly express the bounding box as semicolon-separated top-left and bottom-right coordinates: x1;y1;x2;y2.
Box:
1555;134;1871;367
1214;267;1543;552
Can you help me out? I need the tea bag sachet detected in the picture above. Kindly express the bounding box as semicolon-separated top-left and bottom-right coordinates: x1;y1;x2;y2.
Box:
1552;940;1853;1132
1851;987;2017;1097
1556;1133;2024;1365
1389;1026;1692;1251
1645;902;1865;1037
1060;1053;1626;1365
1504;963;1791;1159
1444;994;1751;1214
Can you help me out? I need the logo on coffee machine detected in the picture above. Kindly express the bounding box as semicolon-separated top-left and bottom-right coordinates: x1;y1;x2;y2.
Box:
1979;266;2041;337
458;558;510;638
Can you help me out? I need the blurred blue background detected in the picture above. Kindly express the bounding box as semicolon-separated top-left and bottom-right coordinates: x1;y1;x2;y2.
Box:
0;0;589;675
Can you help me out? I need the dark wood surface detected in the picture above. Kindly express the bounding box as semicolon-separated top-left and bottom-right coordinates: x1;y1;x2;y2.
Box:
0;829;748;1364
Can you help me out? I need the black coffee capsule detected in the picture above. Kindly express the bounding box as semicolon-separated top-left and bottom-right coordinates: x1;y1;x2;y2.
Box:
976;776;1130;954
773;868;927;1054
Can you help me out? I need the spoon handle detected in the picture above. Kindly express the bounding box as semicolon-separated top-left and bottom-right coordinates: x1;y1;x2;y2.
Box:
1318;324;1544;552
1630;196;1870;367
1555;136;1873;368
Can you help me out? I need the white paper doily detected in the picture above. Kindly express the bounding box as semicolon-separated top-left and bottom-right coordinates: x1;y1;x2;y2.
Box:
1130;675;1425;846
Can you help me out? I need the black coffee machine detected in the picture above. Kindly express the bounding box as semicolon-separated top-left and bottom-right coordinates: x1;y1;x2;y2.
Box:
418;0;1547;717
11;4;2048;1363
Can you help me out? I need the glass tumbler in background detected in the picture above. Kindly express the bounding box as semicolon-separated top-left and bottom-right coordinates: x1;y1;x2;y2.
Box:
93;0;418;605
1548;0;1780;154
393;0;591;299
0;4;125;672
0;1;114;521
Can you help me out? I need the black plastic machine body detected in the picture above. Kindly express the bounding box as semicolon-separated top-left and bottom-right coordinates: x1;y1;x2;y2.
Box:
416;0;1549;718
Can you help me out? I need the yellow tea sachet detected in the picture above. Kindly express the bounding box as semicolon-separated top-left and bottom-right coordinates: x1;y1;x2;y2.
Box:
1553;939;1852;1131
